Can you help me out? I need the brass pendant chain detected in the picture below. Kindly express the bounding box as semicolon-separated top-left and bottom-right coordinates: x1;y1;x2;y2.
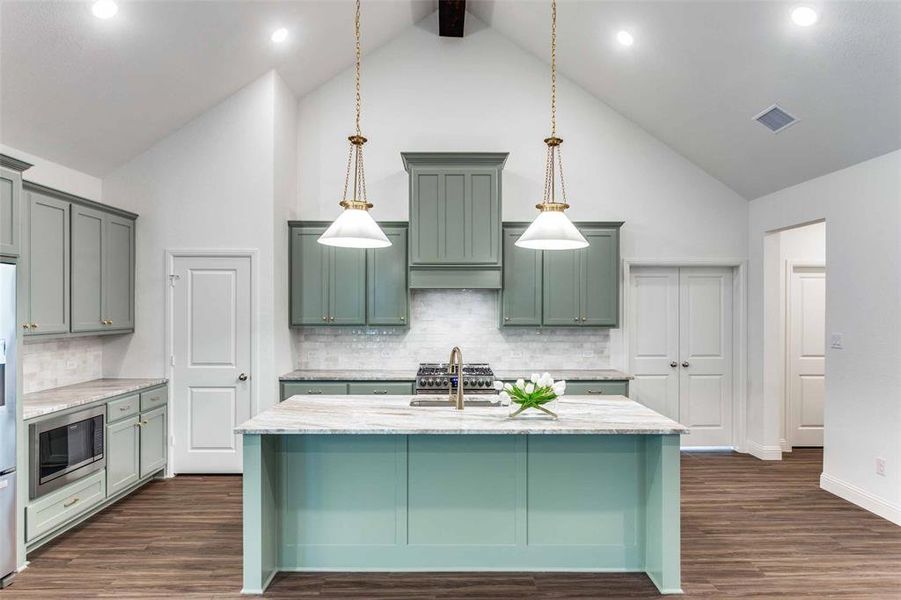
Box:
550;0;557;139
341;0;370;209
541;0;567;209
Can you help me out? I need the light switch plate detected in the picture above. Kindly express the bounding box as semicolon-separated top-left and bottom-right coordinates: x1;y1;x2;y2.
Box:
830;333;843;349
876;457;886;477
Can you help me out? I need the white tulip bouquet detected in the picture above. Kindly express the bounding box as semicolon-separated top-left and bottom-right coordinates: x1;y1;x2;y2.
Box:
494;372;566;419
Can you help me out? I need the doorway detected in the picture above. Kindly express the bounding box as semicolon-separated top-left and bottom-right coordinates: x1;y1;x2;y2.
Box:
628;266;734;447
167;252;254;473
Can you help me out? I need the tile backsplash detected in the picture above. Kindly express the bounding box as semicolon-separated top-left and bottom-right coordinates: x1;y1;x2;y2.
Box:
292;290;611;371
22;337;104;393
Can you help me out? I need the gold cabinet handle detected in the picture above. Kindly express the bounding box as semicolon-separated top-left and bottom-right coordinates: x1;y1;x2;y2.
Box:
322;316;328;321
587;390;604;394
31;323;38;329
329;316;335;322
63;497;80;508
307;390;322;394
119;406;130;411
109;320;113;326
22;323;30;330
373;390;388;395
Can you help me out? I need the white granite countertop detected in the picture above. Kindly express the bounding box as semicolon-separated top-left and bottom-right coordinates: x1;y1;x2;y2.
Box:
23;378;168;420
279;369;632;381
235;395;686;435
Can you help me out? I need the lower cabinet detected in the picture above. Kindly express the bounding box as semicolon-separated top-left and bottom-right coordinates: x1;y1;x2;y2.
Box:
280;380;415;400
26;470;106;542
107;416;141;496
139;406;168;479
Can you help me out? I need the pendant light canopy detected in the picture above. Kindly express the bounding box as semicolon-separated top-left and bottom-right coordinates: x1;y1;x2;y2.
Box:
516;0;588;251
319;0;390;249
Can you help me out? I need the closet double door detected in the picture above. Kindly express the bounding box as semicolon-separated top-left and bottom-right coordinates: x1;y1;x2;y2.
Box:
629;267;734;447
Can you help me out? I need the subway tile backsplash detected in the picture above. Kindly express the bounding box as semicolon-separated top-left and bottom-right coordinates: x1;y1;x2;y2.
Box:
22;337;104;394
292;290;611;372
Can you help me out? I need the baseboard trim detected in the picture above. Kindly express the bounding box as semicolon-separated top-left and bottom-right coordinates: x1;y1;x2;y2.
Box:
820;473;901;526
746;439;782;460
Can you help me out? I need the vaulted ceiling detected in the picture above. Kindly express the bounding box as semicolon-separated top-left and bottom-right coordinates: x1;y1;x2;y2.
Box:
2;0;899;199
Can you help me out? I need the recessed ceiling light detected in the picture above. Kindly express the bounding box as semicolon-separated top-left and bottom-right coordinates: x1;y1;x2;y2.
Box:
791;6;818;27
92;0;118;19
616;31;634;47
271;28;289;44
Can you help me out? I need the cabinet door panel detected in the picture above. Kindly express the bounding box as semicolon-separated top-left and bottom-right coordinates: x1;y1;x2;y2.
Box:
542;250;581;326
501;227;542;326
139;406;167;478
580;228;619;327
467;171;500;264
442;171;467;261
410;173;440;263
367;226;408;325
104;215;135;331
290;227;329;325
71;205;106;332
107;417;140;495
0;168;21;256
329;247;366;325
27;192;70;334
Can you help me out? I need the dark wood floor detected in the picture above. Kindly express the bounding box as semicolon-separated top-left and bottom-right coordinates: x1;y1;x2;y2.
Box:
5;449;900;598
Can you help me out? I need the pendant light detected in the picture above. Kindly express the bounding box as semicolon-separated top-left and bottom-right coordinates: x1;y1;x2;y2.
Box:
516;0;588;251
319;0;390;249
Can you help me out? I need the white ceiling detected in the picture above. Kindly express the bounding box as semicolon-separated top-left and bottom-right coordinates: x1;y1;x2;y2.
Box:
0;0;433;175
469;0;901;198
1;1;899;198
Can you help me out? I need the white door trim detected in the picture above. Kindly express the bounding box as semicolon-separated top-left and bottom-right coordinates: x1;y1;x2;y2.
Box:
622;258;747;453
164;249;259;476
782;260;825;450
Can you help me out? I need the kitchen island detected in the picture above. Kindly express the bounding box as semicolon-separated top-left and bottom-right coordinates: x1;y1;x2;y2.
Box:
236;395;686;595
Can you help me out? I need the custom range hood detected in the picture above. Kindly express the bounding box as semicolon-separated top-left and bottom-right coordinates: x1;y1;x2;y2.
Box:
403;152;508;289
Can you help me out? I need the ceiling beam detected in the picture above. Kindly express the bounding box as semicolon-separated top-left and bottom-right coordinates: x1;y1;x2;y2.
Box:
438;0;465;37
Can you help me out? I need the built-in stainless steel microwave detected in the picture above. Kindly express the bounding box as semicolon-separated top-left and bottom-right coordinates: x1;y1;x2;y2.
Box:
29;405;105;499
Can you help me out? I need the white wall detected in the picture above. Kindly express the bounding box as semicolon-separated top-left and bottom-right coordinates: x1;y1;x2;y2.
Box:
748;150;901;524
294;12;748;371
101;71;295;423
0;144;102;202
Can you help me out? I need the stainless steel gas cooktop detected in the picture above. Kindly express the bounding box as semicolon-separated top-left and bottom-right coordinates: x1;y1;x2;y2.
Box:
415;363;495;395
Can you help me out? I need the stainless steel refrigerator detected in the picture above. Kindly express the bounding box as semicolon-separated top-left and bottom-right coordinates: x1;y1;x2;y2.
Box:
0;262;17;587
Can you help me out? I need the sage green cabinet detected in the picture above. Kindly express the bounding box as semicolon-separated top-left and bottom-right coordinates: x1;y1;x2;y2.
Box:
139;406;167;479
501;222;622;328
367;225;408;326
403;153;507;289
500;226;542;326
71;206;135;333
0;167;23;256
290;225;366;326
542;225;621;328
24;191;70;335
107;416;140;496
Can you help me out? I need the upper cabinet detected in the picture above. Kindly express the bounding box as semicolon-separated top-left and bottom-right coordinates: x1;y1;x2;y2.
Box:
22;182;137;338
501;222;623;328
0;154;33;257
289;222;409;327
402;153;507;289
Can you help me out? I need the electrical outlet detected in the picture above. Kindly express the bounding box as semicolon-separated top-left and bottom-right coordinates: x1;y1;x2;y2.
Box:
876;457;886;477
830;333;843;350
66;360;77;369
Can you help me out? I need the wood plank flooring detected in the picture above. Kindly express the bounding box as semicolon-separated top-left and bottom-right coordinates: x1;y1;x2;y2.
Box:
6;449;900;598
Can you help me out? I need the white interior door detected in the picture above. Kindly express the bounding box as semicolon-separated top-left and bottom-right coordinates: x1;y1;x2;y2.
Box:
171;255;252;473
628;268;680;421
629;266;734;447
788;265;825;447
679;268;733;447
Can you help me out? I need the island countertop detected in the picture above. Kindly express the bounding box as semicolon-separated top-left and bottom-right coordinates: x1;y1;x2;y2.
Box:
236;395;686;435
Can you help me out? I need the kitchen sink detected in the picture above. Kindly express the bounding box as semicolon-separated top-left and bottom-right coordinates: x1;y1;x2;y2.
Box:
409;398;502;407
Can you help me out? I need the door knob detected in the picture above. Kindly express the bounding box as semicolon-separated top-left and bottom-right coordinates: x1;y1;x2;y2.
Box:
670;361;678;368
681;361;689;368
238;373;248;381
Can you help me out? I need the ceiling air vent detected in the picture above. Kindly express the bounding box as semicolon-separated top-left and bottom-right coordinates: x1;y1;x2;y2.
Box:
754;105;798;133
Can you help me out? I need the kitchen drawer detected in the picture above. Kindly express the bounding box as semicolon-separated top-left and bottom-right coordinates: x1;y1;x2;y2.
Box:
140;385;167;412
26;470;106;542
565;381;629;396
282;382;348;399
107;394;140;423
348;382;414;395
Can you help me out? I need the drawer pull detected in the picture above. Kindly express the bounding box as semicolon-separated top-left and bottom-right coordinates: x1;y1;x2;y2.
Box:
373;390;388;395
119;406;130;411
63;497;80;508
587;390;604;395
307;390;322;395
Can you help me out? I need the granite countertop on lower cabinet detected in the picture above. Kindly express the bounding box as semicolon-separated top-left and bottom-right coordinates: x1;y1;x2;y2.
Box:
493;369;633;381
23;378;168;420
236;395;684;435
279;369;415;381
279;368;632;381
